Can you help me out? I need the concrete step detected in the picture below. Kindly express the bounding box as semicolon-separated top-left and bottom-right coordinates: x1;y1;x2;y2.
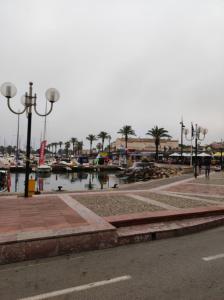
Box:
117;215;224;245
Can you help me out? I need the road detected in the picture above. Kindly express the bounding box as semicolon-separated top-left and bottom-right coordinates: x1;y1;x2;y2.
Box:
0;226;224;300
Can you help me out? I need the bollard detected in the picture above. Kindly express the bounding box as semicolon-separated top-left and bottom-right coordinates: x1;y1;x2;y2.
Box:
28;178;35;197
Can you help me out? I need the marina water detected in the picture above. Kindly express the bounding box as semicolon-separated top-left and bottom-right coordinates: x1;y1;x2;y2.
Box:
10;172;121;193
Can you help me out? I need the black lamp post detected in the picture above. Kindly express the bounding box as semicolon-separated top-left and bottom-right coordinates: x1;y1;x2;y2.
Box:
184;123;208;178
1;82;60;197
180;119;185;162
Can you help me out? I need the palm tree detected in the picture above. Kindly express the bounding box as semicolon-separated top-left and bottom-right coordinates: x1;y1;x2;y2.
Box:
54;142;59;155
0;146;5;155
6;145;13;155
117;125;136;148
58;141;63;156
98;131;109;151
107;135;111;154
51;143;55;156
64;141;71;158
47;143;53;157
146;126;171;161
70;137;77;156
51;142;56;155
46;144;51;154
86;134;97;154
96;143;102;152
76;141;83;155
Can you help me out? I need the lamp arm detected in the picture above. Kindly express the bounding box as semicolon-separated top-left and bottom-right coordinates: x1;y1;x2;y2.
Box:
34;102;53;117
7;98;26;115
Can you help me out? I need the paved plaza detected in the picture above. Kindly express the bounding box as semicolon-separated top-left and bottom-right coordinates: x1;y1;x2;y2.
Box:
1;171;224;263
72;172;224;216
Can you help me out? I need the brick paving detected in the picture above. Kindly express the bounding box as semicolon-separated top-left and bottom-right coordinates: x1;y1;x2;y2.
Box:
0;196;87;235
165;192;224;206
1;171;224;263
166;183;224;196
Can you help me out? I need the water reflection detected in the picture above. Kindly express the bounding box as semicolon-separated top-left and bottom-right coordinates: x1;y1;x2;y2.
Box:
84;173;95;190
14;172;19;192
97;173;109;190
9;172;120;193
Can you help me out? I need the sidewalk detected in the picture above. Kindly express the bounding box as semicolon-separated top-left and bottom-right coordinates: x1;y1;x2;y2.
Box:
1;172;224;264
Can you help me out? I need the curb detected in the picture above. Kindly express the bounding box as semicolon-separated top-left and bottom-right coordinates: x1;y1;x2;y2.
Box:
117;215;224;245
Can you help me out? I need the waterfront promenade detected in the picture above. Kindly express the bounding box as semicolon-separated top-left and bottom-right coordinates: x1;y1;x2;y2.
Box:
1;171;224;264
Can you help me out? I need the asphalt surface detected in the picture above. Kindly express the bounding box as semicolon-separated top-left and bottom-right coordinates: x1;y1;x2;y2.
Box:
0;226;224;300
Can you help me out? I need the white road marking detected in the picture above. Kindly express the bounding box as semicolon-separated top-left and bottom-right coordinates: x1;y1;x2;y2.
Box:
18;275;131;300
202;253;224;261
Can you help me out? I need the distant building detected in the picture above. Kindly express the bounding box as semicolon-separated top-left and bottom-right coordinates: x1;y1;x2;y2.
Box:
209;142;224;151
112;138;179;152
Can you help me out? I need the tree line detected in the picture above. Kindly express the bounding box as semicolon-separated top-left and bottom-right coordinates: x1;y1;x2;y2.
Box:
46;125;171;160
0;125;171;161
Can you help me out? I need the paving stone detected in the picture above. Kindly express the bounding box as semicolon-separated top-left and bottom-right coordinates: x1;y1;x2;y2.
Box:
73;194;163;217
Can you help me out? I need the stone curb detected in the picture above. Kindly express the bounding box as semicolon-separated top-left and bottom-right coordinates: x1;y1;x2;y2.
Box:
0;230;118;265
117;215;224;245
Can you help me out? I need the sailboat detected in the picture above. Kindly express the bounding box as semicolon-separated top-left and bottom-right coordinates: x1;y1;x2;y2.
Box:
36;140;52;173
36;100;52;174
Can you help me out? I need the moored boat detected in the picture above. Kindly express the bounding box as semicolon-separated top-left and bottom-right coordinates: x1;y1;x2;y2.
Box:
0;170;11;192
51;161;73;172
36;164;52;173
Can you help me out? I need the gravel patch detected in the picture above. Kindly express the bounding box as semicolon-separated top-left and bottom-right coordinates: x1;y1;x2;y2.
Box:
73;194;163;217
134;192;212;209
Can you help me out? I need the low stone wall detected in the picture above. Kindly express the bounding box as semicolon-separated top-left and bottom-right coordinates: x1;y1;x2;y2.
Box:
0;230;117;265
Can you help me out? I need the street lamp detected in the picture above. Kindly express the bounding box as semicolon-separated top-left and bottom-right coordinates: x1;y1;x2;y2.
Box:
1;82;60;197
180;119;185;162
184;123;208;178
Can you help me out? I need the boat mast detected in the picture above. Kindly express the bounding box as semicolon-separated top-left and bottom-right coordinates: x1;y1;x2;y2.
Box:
38;99;48;167
43;98;47;142
16;113;20;167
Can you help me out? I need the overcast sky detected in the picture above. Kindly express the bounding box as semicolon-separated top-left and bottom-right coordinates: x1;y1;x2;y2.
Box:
0;0;224;149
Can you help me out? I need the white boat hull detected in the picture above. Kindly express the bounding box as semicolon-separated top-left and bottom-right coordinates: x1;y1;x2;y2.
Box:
37;165;52;173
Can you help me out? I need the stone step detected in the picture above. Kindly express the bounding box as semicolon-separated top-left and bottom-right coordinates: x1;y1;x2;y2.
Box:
105;206;224;228
117;215;224;245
